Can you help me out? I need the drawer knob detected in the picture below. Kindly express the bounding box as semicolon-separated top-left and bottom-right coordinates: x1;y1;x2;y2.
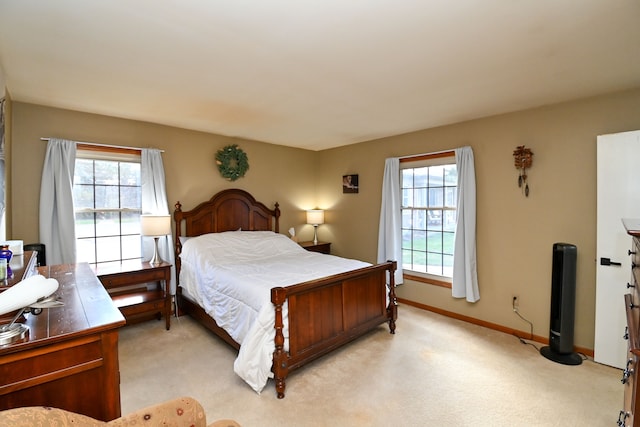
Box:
621;359;634;384
617;410;630;426
629;250;637;256
627;282;635;289
624;326;629;340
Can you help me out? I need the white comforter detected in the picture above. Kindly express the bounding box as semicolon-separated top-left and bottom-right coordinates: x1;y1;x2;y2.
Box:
179;231;370;393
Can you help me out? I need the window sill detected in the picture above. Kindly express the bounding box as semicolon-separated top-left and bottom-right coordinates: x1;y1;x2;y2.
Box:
403;273;452;289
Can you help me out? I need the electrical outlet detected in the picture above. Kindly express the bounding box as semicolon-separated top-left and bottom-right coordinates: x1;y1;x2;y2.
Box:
512;296;519;312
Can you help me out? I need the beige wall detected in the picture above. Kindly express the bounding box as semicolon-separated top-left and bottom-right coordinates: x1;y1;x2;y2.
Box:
0;67;5;96
318;88;640;350
8;88;640;351
10;102;318;245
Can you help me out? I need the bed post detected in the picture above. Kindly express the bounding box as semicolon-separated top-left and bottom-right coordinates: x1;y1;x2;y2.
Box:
174;201;183;280
387;260;398;334
273;202;280;233
271;286;288;398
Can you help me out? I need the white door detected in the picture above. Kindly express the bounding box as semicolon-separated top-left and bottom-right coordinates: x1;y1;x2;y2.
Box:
595;130;640;369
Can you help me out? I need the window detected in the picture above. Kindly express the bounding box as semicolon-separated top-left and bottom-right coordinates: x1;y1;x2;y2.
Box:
73;148;142;267
401;152;457;285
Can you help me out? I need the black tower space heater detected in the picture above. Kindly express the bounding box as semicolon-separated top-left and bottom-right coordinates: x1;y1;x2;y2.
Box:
540;243;582;365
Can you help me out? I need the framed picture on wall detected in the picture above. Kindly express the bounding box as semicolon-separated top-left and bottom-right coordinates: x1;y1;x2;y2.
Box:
342;174;358;193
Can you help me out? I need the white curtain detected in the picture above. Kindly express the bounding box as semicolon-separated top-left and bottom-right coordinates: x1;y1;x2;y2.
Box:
141;148;176;293
452;146;479;302
39;139;77;265
377;157;403;285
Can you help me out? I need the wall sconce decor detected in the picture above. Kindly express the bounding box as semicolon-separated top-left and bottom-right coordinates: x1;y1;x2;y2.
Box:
140;214;171;265
513;145;533;197
306;209;325;244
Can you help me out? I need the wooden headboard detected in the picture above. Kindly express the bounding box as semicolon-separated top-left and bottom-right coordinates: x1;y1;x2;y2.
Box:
173;188;281;277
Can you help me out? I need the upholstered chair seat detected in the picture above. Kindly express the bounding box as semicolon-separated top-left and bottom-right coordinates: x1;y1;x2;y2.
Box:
0;396;240;427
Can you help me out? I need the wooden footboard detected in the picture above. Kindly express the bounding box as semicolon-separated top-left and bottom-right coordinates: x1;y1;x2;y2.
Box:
271;260;397;398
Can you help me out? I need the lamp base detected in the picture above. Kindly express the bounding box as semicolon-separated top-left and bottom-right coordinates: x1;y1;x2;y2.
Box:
149;237;165;265
313;225;319;245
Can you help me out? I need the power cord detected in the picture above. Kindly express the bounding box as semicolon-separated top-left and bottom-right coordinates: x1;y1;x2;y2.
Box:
511;300;590;361
512;297;539;351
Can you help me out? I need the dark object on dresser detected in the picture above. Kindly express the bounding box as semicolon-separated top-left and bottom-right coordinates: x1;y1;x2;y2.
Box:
23;243;45;266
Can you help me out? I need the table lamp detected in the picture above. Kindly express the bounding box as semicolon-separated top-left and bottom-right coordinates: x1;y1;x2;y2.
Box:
306;209;325;245
140;214;171;265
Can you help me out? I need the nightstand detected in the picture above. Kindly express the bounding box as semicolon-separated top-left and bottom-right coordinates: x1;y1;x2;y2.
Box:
93;260;172;330
300;241;331;254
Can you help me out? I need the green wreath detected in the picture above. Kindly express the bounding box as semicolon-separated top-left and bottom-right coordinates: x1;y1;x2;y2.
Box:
215;144;249;181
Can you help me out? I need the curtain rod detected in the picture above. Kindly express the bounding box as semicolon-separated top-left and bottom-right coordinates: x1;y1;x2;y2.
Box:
399;148;455;162
40;137;164;153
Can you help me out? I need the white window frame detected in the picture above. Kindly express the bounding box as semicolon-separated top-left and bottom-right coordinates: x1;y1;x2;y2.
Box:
73;147;142;267
400;152;457;287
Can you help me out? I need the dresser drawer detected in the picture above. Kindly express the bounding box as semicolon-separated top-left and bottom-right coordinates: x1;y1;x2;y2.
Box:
621;352;638;427
624;292;640;426
99;268;167;289
625;294;640;351
630;237;640;303
0;336;103;393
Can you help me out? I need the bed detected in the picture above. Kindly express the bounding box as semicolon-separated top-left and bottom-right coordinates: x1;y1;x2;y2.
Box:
173;188;397;398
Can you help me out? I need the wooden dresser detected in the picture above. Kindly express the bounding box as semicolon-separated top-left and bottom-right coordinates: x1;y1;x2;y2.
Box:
621;219;640;426
0;262;126;421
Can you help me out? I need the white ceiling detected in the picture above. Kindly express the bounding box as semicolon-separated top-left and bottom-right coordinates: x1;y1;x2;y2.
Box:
1;1;639;151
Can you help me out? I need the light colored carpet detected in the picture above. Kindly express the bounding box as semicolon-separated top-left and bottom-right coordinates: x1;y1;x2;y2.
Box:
119;304;621;426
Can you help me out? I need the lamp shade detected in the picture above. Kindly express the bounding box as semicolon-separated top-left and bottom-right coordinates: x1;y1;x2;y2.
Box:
140;215;171;236
306;209;325;226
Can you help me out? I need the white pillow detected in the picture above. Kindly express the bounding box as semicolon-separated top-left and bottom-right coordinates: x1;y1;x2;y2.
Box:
181;231;303;265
